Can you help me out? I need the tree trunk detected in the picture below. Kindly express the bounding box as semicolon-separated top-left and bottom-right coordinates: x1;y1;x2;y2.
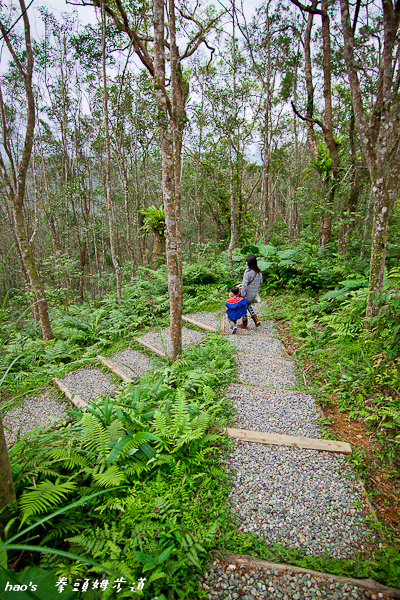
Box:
339;0;400;317
0;1;53;340
154;0;182;359
101;0;122;305
319;0;339;247
228;136;237;268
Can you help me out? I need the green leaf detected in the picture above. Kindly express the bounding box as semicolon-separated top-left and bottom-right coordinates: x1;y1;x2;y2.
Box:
6;488;126;546
257;260;273;271
134;551;155;565
279;260;295;267
139;442;156;459
135;432;164;444
92;466;126;487
0;548;7;569
320;289;348;301
277;249;296;259
257;244;277;257
155;546;175;565
241;244;259;255
106;435;132;466
19;481;77;525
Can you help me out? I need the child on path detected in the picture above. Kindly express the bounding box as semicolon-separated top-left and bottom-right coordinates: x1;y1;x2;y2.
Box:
239;254;263;328
226;286;247;334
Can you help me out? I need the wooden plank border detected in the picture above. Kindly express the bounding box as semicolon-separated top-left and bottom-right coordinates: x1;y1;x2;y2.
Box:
224;427;352;455
182;316;216;332
97;355;133;383
52;378;88;410
215;553;400;599
133;337;167;359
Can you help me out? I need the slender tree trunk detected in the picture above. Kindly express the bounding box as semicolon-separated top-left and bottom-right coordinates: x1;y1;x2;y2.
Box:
303;1;318;161
0;2;53;340
228;136;237;268
319;0;339;247
194;88;204;245
154;0;182;359
339;0;400;317
101;0;122;305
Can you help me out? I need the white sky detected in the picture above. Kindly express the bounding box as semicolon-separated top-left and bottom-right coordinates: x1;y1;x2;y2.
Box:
27;0;263;35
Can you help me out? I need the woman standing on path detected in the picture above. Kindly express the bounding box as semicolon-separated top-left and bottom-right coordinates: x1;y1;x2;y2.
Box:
238;255;263;328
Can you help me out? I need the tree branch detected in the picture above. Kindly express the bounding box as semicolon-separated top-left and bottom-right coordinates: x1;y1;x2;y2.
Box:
291;101;326;132
290;0;325;16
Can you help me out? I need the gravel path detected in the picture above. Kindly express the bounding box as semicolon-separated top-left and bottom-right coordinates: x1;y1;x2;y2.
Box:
109;349;154;378
59;367;117;403
198;309;379;598
237;355;297;388
229;336;285;357
186;310;224;330
3;348;154;445
2;309;385;598
199;559;388;600
225;385;320;438
3;390;68;446
226;442;371;559
138;325;206;356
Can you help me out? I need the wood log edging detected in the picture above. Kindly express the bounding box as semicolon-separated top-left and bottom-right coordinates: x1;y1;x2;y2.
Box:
215;553;400;599
97;355;133;383
224;427;352;455
182;315;216;332
52;378;88;410
133;337;167;359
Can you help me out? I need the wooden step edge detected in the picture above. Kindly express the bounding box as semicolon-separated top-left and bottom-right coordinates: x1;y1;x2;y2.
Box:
223;427;352;455
133;337;167;359
52;378;88;410
182;315;216;332
97;355;133;383
214;553;400;599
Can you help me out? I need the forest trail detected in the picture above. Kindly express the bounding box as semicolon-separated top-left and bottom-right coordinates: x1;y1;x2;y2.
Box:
4;308;395;599
200;305;390;600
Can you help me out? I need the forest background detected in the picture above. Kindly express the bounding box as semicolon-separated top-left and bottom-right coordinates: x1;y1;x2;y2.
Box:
0;0;400;597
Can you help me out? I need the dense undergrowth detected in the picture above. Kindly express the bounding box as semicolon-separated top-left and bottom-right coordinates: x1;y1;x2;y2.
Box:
1;240;400;597
1;336;237;599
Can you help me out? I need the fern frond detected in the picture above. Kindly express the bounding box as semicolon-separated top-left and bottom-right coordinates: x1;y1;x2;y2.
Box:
92;465;126;487
47;448;90;469
20;480;76;524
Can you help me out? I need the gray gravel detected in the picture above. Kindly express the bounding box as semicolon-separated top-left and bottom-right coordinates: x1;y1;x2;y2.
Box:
231;316;276;337
229;336;286;357
225;385;320;438
110;349;154;378
186;310;224;330
226;441;373;559
59;367;117;403
2;391;68;446
223;314;376;561
139;325;206;356
199;559;386;599
237;354;297;388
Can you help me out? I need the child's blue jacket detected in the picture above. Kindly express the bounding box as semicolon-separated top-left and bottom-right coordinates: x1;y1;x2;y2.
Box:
226;296;247;320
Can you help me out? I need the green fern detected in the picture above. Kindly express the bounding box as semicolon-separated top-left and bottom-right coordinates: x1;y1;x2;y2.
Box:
19;479;77;524
92;465;126;487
